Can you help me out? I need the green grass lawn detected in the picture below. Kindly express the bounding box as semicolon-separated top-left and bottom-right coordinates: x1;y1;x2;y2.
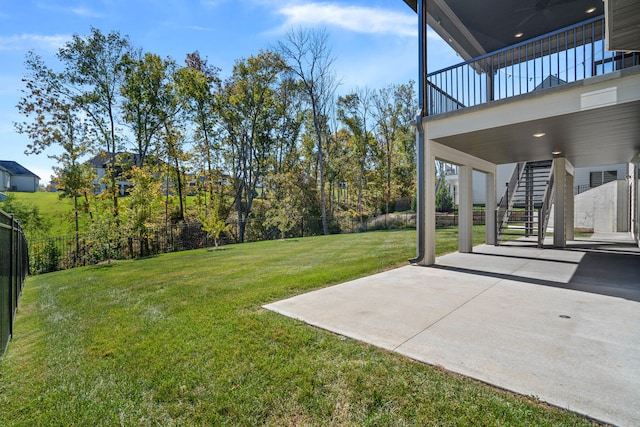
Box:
2;192;77;237
0;229;596;426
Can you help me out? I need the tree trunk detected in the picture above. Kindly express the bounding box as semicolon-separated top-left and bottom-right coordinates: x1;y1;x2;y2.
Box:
313;120;329;235
74;195;80;268
174;157;185;221
386;139;392;215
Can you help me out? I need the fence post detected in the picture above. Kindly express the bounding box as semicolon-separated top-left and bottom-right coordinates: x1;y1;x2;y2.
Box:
8;215;14;338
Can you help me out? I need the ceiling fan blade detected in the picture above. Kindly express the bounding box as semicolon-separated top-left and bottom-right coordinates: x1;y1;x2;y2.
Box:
518;13;537;27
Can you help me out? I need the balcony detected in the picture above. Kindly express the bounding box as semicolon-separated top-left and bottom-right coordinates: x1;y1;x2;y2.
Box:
427;16;640;116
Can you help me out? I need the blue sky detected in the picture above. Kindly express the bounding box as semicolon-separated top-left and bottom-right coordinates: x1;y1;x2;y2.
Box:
0;0;458;185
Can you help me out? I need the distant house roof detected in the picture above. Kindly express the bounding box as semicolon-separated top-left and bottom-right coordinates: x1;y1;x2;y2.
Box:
534;75;567;91
87;152;139;168
0;161;40;179
86;152;165;169
86;153;111;168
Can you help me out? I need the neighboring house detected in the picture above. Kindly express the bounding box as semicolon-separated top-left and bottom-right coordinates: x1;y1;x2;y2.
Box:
0;161;40;193
87;153;115;195
0;165;10;192
87;152;174;196
403;0;640;265
574;163;629;194
87;152;140;196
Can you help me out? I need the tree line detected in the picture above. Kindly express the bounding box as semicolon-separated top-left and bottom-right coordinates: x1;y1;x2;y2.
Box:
15;27;418;253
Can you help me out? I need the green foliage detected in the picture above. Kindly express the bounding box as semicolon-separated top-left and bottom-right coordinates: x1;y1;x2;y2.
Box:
29;240;62;274
0;193;50;237
263;172;306;239
123;167;164;255
43;240;61;272
197;192;231;248
0;230;594;426
85;198;123;263
436;180;455;213
219;50;288;243
13;27;420;252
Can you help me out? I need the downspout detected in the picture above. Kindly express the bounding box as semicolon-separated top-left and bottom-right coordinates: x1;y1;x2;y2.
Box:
410;0;428;264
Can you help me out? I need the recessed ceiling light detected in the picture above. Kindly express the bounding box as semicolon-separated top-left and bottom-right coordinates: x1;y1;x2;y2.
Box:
533;132;546;138
552;150;562;155
514;32;524;38
586;7;597;14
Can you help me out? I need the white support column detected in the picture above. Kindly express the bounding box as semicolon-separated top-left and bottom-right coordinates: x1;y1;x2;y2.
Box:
485;171;497;245
423;139;436;265
458;164;473;253
636;162;640;246
566;172;574;241
553;157;567;248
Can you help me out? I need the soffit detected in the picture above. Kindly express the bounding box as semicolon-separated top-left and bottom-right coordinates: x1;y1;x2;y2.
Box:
403;0;604;59
431;101;640;168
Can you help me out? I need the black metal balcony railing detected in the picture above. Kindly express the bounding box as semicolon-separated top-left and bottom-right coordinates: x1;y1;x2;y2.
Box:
427;16;639;116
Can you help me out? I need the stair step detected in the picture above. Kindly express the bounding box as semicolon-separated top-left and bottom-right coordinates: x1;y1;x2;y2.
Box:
497;160;553;244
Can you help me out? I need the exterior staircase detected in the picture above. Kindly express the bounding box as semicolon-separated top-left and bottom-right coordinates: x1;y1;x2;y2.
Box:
496;160;554;246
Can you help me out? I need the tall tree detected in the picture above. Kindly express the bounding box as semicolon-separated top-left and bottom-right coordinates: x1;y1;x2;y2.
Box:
159;97;188;222
124;166;163;256
372;81;417;212
271;76;305;175
120;51;170;167
337;87;373;222
57;27;132;215
16;54;95;262
177;52;222;205
278;28;339;235
219;51;287;243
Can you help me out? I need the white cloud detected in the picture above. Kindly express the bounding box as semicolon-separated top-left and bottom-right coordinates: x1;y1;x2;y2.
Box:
69;7;103;18
201;0;227;7
35;2;103;18
185;25;216;32
275;2;417;37
0;34;70;52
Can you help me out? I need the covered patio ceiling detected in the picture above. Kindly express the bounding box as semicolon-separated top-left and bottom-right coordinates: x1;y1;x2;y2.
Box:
431;97;640;168
403;0;604;60
404;0;640;168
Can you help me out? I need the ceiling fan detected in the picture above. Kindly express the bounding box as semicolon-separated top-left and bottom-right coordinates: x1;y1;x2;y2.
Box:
516;0;578;27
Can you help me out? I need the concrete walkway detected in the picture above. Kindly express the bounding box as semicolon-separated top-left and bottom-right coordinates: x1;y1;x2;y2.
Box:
264;233;640;426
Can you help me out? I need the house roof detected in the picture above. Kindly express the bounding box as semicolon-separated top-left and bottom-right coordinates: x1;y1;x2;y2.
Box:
86;152;168;169
0;161;40;179
403;0;605;60
86;153;111;168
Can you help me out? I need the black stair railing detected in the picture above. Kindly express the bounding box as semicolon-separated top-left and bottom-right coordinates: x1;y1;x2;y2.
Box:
496;162;526;244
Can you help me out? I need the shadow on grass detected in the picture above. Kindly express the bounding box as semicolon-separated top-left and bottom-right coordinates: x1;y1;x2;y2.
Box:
207;246;232;251
133;255;159;261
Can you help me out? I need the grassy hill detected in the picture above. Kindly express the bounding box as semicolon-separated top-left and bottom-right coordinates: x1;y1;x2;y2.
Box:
0;230;595;426
1;191;203;239
0;191;77;237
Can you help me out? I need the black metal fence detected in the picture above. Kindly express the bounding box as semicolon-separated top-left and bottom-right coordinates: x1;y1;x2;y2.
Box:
27;214;420;274
1;209;28;354
27;209;489;275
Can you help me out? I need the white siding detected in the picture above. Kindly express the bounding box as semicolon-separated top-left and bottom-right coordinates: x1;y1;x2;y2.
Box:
574;163;628;190
0;170;9;191
11;175;39;192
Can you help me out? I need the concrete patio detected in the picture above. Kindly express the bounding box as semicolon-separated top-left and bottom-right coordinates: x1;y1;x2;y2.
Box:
264;233;640;426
